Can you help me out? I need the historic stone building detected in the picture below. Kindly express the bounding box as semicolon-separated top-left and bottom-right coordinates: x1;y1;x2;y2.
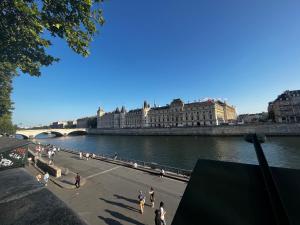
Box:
97;99;237;129
77;116;97;128
147;99;236;127
125;101;150;128
268;90;300;123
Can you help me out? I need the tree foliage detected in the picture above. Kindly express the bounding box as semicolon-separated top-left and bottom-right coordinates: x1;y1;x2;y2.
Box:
0;114;16;135
0;0;104;132
0;73;14;116
0;0;104;77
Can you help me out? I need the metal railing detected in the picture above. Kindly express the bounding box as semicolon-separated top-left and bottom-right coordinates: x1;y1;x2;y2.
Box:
31;142;192;178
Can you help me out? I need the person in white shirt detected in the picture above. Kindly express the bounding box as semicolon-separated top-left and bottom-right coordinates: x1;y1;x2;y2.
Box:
160;201;167;225
44;172;49;186
48;150;51;160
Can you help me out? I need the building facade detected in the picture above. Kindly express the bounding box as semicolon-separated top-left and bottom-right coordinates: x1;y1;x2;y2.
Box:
77;116;97;128
50;121;67;129
268;90;300;123
97;99;237;129
237;113;268;124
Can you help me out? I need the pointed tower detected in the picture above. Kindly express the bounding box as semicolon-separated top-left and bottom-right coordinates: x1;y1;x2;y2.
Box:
97;107;105;128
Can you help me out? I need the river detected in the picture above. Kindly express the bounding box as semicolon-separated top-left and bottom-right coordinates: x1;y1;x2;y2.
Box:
31;135;300;170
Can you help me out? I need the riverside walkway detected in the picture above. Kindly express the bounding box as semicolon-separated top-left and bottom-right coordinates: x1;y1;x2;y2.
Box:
26;150;187;225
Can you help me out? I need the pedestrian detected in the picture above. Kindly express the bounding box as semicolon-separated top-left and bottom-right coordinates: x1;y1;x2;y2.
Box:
36;174;42;183
34;155;39;167
75;173;80;188
51;150;55;160
160;201;167;225
48;150;52;160
138;190;146;214
155;209;161;225
149;187;155;208
79;151;82;160
160;169;165;178
44;172;49;186
86;153;90;160
114;152;118;160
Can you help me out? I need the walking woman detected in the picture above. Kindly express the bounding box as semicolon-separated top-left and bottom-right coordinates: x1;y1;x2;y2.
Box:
149;187;155;208
138;190;146;214
160;201;167;225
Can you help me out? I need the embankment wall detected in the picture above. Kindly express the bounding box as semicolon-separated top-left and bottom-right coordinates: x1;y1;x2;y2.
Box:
88;123;300;136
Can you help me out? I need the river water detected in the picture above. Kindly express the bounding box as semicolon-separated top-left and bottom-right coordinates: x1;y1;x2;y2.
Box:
31;135;300;170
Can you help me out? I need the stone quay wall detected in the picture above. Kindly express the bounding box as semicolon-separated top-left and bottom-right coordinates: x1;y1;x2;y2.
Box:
88;123;300;136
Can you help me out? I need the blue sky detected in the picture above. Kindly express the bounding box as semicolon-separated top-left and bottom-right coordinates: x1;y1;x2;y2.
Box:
12;0;300;126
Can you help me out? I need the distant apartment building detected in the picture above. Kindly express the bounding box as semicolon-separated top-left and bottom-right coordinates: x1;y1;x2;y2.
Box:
97;99;237;129
50;121;67;128
66;120;77;128
268;90;300;123
237;113;268;124
77;116;97;128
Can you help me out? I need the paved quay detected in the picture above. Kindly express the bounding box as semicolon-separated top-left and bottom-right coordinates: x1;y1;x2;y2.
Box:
26;150;187;225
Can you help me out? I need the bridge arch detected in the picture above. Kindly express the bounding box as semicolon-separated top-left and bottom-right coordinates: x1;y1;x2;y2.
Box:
16;128;87;139
34;131;64;138
68;130;88;136
15;134;29;139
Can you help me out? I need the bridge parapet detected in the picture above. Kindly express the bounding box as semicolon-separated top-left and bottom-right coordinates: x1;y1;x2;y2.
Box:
16;128;87;139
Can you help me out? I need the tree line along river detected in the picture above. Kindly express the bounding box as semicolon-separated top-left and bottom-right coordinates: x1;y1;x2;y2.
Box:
32;134;300;170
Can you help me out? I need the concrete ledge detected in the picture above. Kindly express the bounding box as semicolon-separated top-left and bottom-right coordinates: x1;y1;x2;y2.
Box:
88;123;300;136
28;149;61;178
36;158;61;178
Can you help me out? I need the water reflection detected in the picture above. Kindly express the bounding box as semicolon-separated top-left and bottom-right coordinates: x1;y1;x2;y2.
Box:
33;135;300;170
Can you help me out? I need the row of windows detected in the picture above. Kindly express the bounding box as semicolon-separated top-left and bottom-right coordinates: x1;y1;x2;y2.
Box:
149;121;213;127
150;115;213;122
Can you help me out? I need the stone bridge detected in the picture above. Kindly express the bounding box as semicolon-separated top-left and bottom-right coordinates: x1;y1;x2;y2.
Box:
16;128;87;139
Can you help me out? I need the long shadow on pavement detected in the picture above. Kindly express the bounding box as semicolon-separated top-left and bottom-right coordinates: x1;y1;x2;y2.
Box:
114;194;139;204
99;197;140;213
105;209;144;225
70;156;83;160
114;194;152;207
98;216;123;225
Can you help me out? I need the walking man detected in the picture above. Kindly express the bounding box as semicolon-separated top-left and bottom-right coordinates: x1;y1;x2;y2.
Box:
79;152;82;160
155;209;161;225
75;173;80;188
160;169;165;178
44;172;49;186
138;190;146;214
149;187;155;208
160;201;167;225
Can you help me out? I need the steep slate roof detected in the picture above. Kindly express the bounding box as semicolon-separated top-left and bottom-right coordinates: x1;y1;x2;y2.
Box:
275;90;300;101
185;100;215;107
151;105;170;110
128;108;143;113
